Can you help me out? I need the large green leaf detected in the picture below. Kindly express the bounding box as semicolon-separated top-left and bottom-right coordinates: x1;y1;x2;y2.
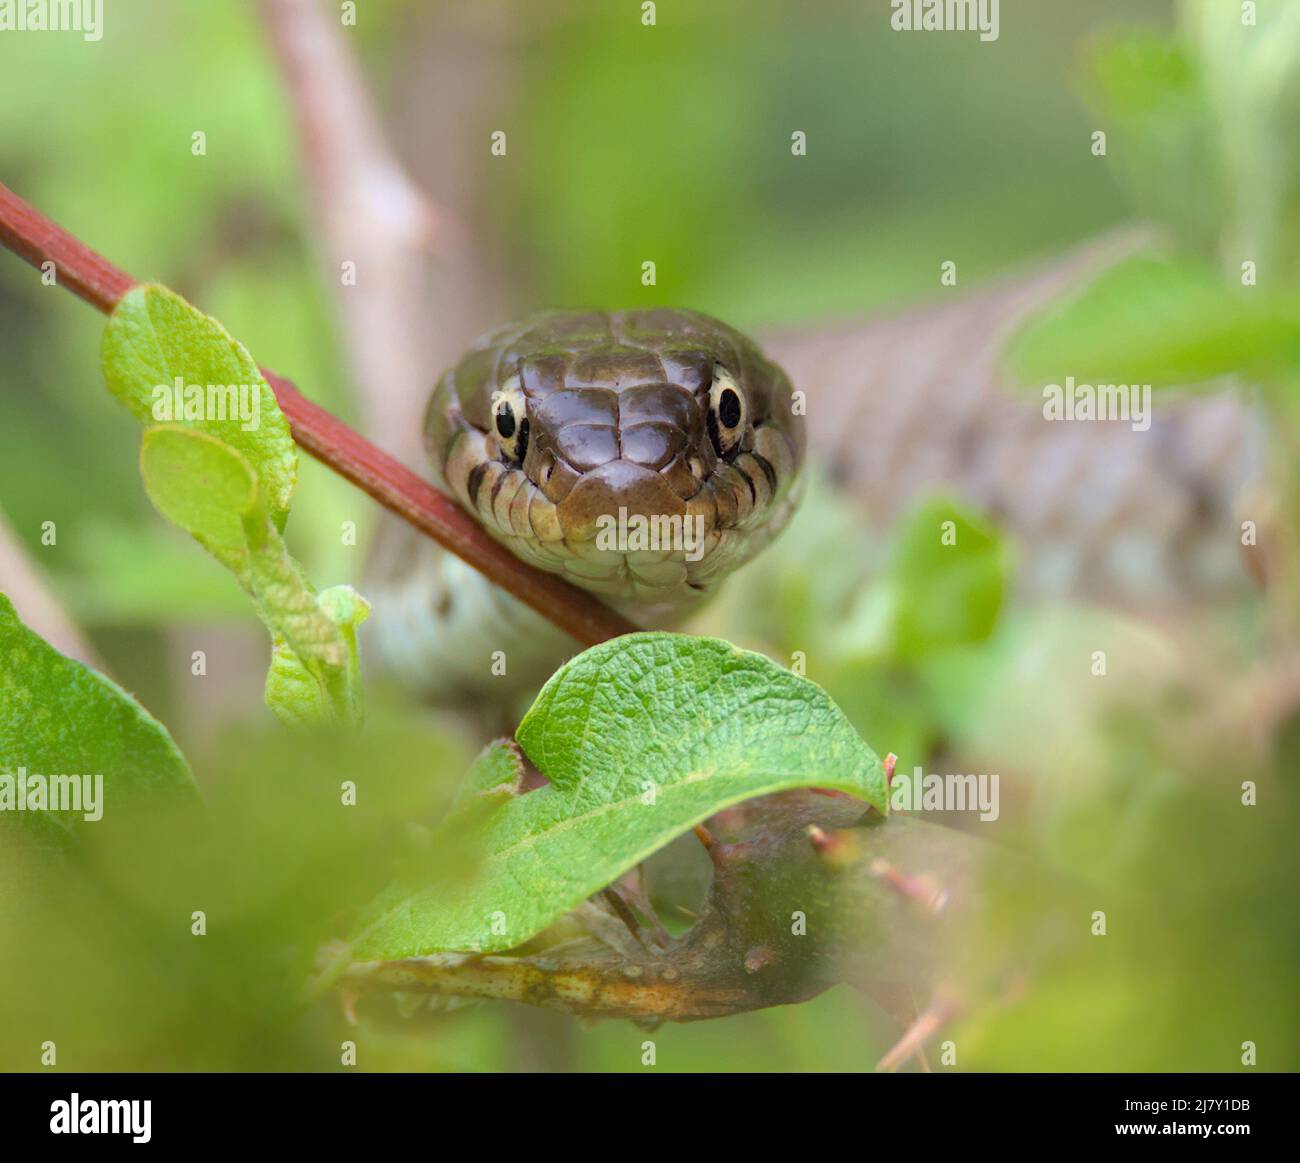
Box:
1008;253;1300;390
0;594;195;842
345;633;887;959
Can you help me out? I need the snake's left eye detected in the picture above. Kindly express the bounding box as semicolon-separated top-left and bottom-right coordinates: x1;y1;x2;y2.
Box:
490;379;530;464
707;365;746;458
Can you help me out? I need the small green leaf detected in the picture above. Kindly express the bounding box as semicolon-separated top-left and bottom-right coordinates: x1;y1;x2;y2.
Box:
140;425;257;569
885;498;1010;661
347;633;886;958
1008;253;1300;390
137;424;368;730
0;593;196;842
242;507;341;663
1088;31;1199;121
102;284;297;527
264;585;371;729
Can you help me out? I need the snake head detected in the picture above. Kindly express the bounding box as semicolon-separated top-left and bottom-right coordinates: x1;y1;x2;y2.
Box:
425;309;806;620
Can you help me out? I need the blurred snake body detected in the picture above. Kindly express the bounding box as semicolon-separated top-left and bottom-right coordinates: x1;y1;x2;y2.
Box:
373;309;806;699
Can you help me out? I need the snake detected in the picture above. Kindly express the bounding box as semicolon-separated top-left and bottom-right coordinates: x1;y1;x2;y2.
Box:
370;238;1260;701
371;308;806;700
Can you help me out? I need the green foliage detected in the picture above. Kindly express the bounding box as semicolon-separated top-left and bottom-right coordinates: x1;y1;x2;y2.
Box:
344;633;887;959
139;426;258;559
830;497;1011;770
1059;6;1300;401
104;288;367;728
1183;0;1300;279
1009;252;1300;390
715;487;1010;779
1081;30;1222;253
263;585;370;730
880;499;1010;660
1;0;1294;1075
103;285;297;530
1083;4;1300;275
0;696;472;1071
0;594;195;844
450;735;524;809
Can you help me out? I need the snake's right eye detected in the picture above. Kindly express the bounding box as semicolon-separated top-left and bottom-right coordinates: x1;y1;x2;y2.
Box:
490;380;530;464
707;365;747;459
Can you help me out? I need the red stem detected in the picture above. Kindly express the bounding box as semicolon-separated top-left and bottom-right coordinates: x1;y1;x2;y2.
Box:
0;181;635;647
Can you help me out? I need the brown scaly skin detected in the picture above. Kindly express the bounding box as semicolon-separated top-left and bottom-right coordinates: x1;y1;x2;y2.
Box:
766;236;1257;607
422;309;806;621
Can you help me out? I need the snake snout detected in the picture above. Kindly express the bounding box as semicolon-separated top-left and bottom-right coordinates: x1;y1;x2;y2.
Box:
556;459;689;542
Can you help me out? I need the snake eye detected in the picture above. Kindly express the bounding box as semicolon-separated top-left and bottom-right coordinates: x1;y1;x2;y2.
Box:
490;378;530;464
707;365;746;458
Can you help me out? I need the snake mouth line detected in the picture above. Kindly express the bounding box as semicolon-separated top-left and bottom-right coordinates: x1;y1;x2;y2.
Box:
436;417;802;607
447;418;790;576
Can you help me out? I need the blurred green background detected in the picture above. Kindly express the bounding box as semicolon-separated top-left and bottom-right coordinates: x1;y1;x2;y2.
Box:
1;0;1296;1073
0;0;1151;735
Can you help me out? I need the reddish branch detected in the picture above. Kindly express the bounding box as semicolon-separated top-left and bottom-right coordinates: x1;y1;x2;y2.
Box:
0;181;635;647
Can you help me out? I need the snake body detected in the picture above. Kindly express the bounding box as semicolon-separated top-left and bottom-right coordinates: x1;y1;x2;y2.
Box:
371;309;805;698
767;237;1259;606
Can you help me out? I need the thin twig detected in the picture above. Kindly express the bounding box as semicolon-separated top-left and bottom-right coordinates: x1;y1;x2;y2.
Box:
0;180;636;647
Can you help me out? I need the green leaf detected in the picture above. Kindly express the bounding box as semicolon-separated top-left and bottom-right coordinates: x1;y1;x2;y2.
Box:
1008;253;1300;390
1088;31;1200;122
346;632;887;958
101;284;297;528
0;593;196;842
263;585;370;729
138;424;367;729
450;738;524;811
242;506;339;655
239;505;366;728
140;425;258;572
1080;31;1223;252
884;499;1010;661
1183;0;1300;278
